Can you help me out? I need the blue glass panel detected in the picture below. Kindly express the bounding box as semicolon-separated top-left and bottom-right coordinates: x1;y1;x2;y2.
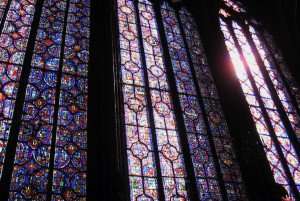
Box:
0;0;37;178
9;0;66;199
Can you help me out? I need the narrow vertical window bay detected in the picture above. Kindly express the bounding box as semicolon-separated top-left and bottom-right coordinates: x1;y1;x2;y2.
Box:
0;0;90;199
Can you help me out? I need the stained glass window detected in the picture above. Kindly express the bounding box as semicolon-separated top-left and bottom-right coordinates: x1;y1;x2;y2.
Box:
0;0;89;200
116;0;248;200
219;0;300;199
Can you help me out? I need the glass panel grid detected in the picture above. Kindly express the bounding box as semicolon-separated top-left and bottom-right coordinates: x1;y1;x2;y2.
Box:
117;0;160;200
8;0;67;199
161;3;246;200
177;6;247;200
161;4;222;200
117;0;248;200
52;0;90;200
138;1;188;199
250;28;300;141
0;0;37;178
220;17;300;196
6;0;90;200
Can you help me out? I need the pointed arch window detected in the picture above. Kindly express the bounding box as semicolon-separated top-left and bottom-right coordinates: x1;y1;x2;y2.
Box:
219;0;300;198
115;0;247;200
